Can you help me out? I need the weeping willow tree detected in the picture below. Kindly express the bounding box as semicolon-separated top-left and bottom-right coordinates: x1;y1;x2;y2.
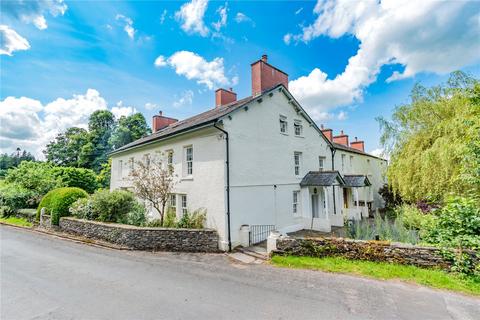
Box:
377;71;480;203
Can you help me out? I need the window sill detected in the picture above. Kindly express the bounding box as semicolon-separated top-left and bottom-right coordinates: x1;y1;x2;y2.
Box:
280;132;289;136
294;135;304;138
181;176;194;181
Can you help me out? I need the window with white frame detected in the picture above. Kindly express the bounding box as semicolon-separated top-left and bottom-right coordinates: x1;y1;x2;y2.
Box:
341;154;346;172
118;160;123;178
293;191;300;215
181;194;188;215
169;194;176;213
183;146;193;176
144;153;151;167
294;120;303;136
129;157;134;173
166;150;173;173
319;156;326;171
279;115;288;134
294;152;302;176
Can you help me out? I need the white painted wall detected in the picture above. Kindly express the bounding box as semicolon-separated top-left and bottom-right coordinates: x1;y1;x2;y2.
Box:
223;90;335;246
109;88;387;251
110;127;229;250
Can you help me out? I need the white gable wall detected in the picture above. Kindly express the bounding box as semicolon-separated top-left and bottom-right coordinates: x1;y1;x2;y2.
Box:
222;89;335;245
110;127;229;249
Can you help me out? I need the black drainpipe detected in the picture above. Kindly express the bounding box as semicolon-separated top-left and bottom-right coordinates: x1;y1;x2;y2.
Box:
213;121;232;252
330;146;337;215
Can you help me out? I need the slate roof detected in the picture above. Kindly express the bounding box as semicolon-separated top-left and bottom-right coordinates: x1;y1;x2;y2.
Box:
110;93;262;155
300;171;346;187
343;175;372;187
333;142;385;161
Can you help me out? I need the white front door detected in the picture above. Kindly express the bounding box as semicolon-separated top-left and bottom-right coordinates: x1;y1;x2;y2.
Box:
311;194;319;218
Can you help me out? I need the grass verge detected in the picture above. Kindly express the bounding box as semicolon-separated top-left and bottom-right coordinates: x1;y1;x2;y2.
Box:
0;216;33;228
271;255;480;296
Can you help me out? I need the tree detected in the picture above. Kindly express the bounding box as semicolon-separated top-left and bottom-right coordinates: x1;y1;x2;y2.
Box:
129;155;175;225
44;127;88;167
377;71;480;202
80;110;116;172
110;113;151;149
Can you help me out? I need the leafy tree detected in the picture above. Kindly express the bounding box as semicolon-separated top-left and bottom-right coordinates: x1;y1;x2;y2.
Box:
110;113;150;149
129;155;175;226
0;149;36;177
80;110;116;172
377;72;480;202
96;158;112;189
5;161;60;198
44;127;88;167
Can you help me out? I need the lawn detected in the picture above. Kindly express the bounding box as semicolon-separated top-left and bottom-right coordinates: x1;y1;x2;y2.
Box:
271;255;480;296
0;216;33;228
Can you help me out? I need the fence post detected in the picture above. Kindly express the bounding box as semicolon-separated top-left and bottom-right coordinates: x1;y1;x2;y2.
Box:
239;225;250;247
267;230;280;254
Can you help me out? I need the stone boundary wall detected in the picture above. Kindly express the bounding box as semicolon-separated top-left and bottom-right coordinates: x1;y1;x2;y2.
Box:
40;215;219;252
274;237;479;271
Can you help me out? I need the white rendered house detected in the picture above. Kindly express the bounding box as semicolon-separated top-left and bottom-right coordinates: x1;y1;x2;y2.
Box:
109;55;387;251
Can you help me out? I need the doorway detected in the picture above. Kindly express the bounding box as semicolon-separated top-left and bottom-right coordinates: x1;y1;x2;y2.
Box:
311;194;319;218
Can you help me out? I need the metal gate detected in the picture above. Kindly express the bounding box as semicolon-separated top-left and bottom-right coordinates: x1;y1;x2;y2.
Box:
249;225;275;246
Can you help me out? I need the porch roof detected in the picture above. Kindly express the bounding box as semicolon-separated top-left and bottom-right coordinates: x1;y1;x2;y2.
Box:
343;175;372;187
300;171;345;187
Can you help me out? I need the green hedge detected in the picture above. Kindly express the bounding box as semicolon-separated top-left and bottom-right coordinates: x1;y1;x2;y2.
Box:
37;187;88;225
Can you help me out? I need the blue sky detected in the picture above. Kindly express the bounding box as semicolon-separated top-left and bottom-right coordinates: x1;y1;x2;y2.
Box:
1;0;479;158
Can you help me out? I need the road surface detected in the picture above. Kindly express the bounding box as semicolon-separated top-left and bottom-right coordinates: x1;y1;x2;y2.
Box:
1;225;479;319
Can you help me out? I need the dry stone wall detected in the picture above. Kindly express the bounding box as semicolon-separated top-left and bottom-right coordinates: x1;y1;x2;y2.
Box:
40;215;218;252
275;237;479;271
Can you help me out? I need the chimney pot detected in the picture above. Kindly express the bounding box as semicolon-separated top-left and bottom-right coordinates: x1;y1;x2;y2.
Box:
321;124;324;129
261;54;268;62
159;110;162;116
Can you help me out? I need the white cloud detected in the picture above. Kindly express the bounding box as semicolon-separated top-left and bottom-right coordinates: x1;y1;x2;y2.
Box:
145;102;159;111
337;111;348;121
288;0;480;114
0;25;30;56
175;0;209;37
173;90;194;108
283;33;292;45
154;55;167;67
0;89;118;158
1;0;67;30
160;9;167;24
154;50;236;90
212;3;227;32
235;12;254;26
111;101;138;118
116;14;136;39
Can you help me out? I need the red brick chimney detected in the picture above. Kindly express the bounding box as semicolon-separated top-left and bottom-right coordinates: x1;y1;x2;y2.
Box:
152;111;178;133
251;54;288;96
333;130;349;146
350;137;365;152
215;88;237;107
320;124;333;141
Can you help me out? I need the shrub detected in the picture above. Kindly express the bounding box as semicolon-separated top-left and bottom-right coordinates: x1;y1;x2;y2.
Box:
37;187;88;224
0;182;36;217
162;208;177;228
346;213;419;245
90;189;136;223
52;167;98;193
176;209;207;229
69;198;95;220
422;196;480;250
394;204;435;230
120;202;147;227
5;161;59;197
